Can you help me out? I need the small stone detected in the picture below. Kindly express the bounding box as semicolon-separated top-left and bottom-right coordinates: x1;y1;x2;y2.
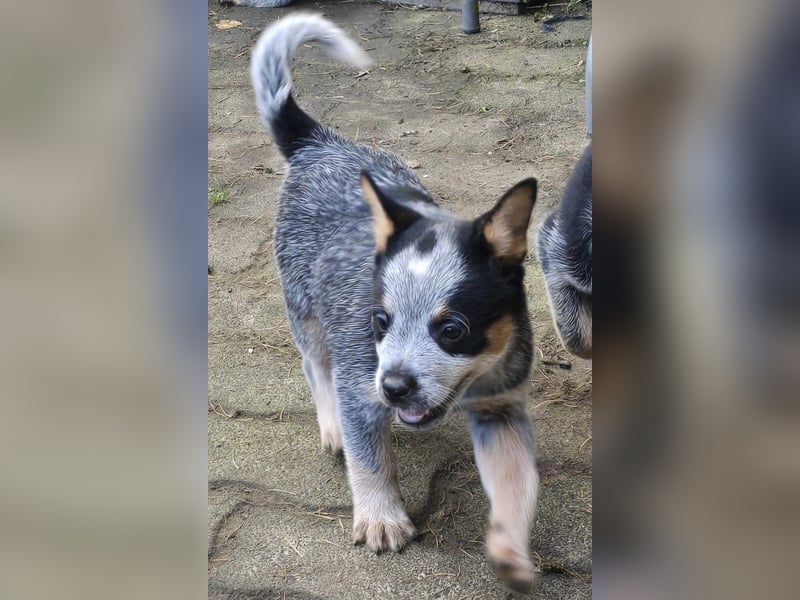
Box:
407;160;421;169
247;348;254;354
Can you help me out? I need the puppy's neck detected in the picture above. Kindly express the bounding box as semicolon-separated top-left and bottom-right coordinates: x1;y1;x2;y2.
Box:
460;310;533;403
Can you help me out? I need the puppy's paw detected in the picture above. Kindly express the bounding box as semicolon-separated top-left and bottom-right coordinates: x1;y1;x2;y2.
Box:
353;511;416;553
320;424;342;456
490;558;535;595
317;415;342;456
487;528;536;594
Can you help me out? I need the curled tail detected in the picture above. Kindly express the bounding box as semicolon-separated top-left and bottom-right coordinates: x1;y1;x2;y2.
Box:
250;13;371;159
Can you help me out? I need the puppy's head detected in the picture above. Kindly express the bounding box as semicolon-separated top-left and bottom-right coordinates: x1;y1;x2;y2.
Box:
361;172;537;429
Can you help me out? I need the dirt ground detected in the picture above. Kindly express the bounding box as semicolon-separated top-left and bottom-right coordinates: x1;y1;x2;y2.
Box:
208;1;591;598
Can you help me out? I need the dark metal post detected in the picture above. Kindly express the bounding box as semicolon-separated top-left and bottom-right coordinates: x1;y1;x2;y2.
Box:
462;0;480;34
586;35;592;137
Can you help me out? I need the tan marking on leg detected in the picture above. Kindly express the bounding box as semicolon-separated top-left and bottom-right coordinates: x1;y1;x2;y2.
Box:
347;439;415;553
575;298;592;358
473;410;539;593
315;370;342;455
560;294;592;359
543;283;592;359
303;356;342;455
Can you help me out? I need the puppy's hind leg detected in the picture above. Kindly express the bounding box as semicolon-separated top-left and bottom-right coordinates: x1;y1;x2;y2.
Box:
293;316;342;455
543;280;592;359
302;354;342;455
468;401;539;594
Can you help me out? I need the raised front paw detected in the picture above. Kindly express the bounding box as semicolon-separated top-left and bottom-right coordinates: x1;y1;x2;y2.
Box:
353;510;416;553
487;527;536;595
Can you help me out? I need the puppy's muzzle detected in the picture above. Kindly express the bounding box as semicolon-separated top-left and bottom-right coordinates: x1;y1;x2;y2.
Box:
380;369;447;427
381;370;418;404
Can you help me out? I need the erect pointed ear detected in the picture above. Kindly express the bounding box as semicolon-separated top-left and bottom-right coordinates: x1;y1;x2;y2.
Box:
478;178;537;265
360;171;423;253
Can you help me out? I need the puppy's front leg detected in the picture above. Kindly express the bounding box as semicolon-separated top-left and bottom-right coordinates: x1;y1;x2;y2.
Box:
469;402;539;594
339;392;415;552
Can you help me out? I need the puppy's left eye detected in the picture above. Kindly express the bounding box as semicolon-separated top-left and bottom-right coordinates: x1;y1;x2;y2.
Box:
372;308;390;339
438;320;467;344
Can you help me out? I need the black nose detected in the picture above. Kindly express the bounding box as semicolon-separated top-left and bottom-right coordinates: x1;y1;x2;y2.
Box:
381;372;417;402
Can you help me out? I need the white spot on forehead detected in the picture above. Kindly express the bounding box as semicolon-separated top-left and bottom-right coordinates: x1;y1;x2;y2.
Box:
382;227;464;315
408;255;432;277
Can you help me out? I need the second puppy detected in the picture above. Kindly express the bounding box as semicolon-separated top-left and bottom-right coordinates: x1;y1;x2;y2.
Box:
537;142;592;358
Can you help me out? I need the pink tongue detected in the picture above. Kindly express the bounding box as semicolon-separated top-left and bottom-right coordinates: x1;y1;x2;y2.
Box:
398;408;429;424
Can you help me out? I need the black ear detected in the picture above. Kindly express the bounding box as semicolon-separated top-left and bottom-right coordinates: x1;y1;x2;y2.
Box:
360;171;423;253
477;178;537;265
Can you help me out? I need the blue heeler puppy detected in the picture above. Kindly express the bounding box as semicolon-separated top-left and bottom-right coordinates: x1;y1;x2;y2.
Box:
536;143;592;358
250;14;540;593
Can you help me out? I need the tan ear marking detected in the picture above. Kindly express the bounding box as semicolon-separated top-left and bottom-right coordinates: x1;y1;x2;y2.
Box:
361;174;394;254
483;182;536;264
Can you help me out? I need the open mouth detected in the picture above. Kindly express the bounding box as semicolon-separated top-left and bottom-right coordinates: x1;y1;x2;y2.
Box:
396;403;448;428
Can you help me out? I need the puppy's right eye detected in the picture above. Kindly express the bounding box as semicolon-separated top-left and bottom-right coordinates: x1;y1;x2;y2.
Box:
437;319;468;346
372;309;390;339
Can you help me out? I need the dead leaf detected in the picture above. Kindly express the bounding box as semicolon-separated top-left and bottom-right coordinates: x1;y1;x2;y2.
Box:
216;20;243;31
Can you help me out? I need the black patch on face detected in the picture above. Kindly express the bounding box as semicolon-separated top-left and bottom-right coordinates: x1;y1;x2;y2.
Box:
415;229;437;254
430;318;469;353
372;256;386;340
379;219;434;262
432;221;527;356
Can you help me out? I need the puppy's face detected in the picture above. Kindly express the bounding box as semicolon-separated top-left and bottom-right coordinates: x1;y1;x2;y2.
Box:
361;174;537;429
